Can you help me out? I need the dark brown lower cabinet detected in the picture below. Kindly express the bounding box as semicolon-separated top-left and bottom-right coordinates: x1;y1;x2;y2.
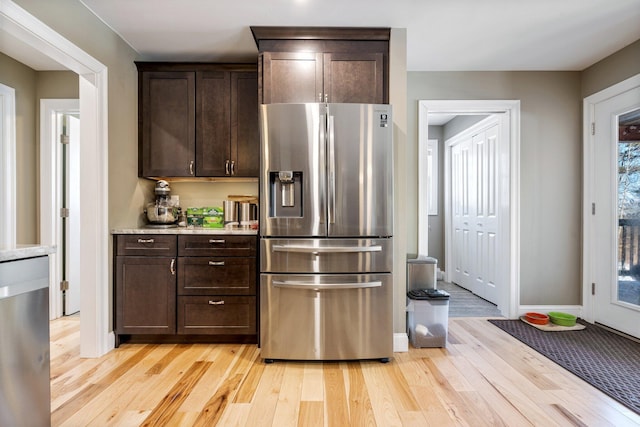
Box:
115;256;177;336
114;234;257;346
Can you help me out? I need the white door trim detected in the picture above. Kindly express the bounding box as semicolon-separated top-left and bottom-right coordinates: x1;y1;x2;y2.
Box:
0;82;16;247
418;100;521;318
582;73;640;324
2;0;112;357
40;99;79;320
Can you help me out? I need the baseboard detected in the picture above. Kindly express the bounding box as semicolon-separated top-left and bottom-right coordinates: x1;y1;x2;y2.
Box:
393;333;409;352
518;305;582;319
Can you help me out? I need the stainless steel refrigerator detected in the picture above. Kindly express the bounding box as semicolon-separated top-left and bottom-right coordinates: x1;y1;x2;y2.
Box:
259;103;393;362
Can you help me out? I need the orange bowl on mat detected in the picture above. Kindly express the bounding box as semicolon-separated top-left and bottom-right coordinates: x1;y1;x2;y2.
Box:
524;312;549;325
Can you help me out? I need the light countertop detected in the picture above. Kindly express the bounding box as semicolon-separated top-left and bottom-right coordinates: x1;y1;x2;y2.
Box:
112;227;257;235
0;245;56;262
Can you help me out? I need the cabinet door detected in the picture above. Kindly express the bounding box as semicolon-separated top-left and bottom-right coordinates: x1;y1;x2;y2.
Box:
177;296;256;335
139;71;195;177
231;72;259;177
178;257;257;295
262;52;323;103
196;71;231;176
323;53;384;104
115;256;176;335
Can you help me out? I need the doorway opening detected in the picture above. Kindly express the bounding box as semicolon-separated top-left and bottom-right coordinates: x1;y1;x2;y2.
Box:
418;100;520;318
3;0;111;357
40;100;80;318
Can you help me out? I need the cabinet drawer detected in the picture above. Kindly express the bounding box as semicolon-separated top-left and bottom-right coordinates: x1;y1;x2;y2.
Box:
177;257;256;295
177;296;256;335
178;235;256;257
116;235;177;256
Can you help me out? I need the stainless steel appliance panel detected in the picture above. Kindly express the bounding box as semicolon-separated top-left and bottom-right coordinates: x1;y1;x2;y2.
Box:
259;103;326;237
0;256;51;427
261;238;392;274
260;273;393;360
327;103;393;237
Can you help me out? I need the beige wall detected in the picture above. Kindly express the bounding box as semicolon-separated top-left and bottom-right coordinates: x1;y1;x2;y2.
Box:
582;39;640;98
408;71;583;305
0;53;37;244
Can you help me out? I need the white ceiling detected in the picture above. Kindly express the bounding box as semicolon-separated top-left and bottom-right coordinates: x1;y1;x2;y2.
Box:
79;0;640;71
2;0;640;71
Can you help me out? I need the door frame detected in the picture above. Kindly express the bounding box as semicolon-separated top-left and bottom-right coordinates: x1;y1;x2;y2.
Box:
418;100;521;318
2;0;112;357
40;99;80;319
0;82;16;247
582;73;640;324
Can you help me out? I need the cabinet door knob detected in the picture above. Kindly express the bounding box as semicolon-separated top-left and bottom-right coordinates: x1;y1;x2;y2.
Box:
189;160;194;175
208;300;225;305
230;160;235;175
225;160;230;175
208;261;225;266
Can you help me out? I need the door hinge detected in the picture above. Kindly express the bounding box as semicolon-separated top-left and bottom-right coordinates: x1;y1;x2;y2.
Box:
591;122;595;135
592;203;596;215
592;282;596;295
60;280;69;291
60;207;70;218
60;134;70;144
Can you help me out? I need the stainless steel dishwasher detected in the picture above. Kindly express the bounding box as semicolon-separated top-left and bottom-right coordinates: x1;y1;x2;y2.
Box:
0;256;51;426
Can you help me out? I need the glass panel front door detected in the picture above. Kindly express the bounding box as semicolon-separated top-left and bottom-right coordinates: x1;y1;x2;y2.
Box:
617;107;640;309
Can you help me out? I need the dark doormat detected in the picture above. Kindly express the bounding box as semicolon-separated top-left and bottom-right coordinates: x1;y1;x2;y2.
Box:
488;318;640;414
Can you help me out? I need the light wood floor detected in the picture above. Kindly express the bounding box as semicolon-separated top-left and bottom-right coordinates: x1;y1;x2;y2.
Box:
50;316;640;426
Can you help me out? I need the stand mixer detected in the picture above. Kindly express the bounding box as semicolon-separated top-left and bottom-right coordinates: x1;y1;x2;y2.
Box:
144;180;180;227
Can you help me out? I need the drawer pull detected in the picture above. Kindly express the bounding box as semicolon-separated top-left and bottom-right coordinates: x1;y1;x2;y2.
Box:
209;239;225;244
208;300;225;305
170;259;176;275
208;261;225;266
137;238;155;244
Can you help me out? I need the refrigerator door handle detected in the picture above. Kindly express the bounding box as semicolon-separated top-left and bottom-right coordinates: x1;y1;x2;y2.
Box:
272;244;382;253
272;280;382;290
327;114;336;225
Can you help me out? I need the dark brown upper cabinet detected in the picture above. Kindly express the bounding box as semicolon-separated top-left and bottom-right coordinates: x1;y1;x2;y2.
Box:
136;63;259;178
251;26;389;105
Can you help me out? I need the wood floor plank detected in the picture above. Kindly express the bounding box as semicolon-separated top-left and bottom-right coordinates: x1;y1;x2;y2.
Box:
271;362;304;426
360;361;404;426
141;360;212;426
233;351;266;403
191;346;260;427
301;362;324;401
298;401;324;427
324;362;350;426
347;363;377;426
244;361;285;426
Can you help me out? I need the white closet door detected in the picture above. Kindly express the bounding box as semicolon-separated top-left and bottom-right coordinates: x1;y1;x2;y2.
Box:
472;124;499;303
449;119;501;305
451;139;474;290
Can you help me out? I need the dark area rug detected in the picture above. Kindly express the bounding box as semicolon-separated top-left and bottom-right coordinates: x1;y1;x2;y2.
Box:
488;318;640;414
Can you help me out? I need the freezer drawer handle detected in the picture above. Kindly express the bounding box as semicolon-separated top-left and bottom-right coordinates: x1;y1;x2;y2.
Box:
272;280;382;290
208;300;225;305
272;245;382;253
208;261;225;266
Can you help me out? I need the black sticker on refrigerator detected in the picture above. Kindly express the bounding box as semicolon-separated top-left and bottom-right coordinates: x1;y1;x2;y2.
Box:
380;113;389;127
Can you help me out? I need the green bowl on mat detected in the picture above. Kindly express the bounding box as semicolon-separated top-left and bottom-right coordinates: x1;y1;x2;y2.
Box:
548;311;577;326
